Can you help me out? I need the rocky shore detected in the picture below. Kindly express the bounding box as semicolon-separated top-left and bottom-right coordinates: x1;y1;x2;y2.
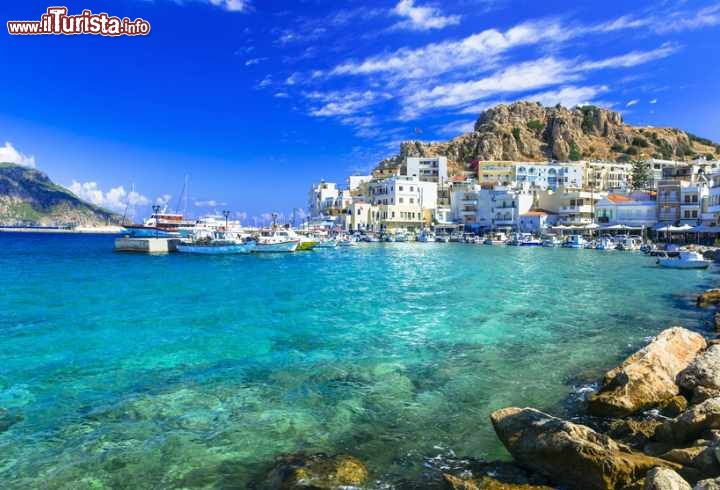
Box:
252;288;720;489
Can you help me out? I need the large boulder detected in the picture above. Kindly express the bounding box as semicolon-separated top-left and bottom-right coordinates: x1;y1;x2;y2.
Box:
490;407;682;490
644;467;691;490
442;472;554;489
695;477;720;489
678;345;720;403
264;453;368;489
656;398;720;444
588;328;707;417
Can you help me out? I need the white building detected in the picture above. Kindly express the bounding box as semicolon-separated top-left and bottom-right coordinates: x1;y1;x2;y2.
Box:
367;176;438;231
475;187;534;230
514;163;583;191
404;156;448;183
347;175;372;191
536;189;606;226
585;161;632;191
519;210;558;233
596;193;657;228
450;182;482;227
680;179;709;225
308;181;339;217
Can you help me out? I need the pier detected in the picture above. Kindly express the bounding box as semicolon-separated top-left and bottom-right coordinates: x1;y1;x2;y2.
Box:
114;237;181;253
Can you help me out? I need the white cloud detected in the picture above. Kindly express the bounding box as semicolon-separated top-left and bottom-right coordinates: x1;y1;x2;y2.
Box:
257;75;272;89
524;85;609;108
650;98;658;104
0;142;35;167
308;90;389;117
194;199;227;207
626;99;639;107
274;92;289;98
438;119;475;135
156;194;172;206
578;43;678;70
207;0;247;12
392;0;460;31
68;181;149;212
245;57;266;66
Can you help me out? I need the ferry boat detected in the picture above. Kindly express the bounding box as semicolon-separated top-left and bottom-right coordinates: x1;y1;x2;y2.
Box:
123;212;196;238
177;231;255;254
562;234;587;249
657;251;711;269
253;228;300;253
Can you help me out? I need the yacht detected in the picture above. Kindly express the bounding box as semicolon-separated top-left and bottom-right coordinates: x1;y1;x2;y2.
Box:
177;230;255;254
562;234;587;249
253;228;300;253
658;251;711;269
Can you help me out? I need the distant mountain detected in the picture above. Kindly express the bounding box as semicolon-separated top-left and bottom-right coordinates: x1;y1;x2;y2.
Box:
376;101;720;176
0;162;122;226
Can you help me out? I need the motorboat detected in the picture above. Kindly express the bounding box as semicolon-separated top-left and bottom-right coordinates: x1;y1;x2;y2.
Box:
253;228;300;253
541;236;562;247
123;211;195;238
562;234;587;249
394;232;409;242
595;237;616;251
449;232;464;242
616;236;642;251
338;236;355;247
177;231;255;254
314;239;337;249
518;233;543;246
483;232;507;245
435;234;450;243
418;230;435;242
657;251;711;269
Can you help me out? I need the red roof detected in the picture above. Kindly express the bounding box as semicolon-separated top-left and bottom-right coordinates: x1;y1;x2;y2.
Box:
607;194;633;203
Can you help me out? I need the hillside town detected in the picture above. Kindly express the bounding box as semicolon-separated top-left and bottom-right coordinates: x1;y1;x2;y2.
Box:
307;155;720;238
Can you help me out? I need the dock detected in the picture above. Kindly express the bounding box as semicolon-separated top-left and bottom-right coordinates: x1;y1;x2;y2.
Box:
114;237;181;253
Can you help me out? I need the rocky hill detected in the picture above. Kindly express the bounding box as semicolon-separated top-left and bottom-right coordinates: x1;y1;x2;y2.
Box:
376;102;720;176
0;162;122;226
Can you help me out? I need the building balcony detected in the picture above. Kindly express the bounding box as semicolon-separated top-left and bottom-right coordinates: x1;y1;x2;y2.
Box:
494;219;515;226
560;205;593;213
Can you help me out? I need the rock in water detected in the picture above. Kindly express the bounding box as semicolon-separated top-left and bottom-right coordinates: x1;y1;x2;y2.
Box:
678;345;720;403
655;398;720;444
443;472;554;489
644;467;691;490
695;477;720;489
490;407;681;490
698;290;720;309
264;453;368;489
588;327;707;417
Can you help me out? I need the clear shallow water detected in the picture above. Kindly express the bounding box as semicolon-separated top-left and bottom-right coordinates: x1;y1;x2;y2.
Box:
0;233;716;489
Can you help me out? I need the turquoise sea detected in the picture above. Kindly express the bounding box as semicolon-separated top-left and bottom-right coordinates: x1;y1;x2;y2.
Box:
0;233;716;488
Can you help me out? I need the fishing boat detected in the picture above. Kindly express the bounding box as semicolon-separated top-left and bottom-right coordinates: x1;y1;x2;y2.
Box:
483;232;508;245
418;230;435;242
253;228;300;253
314;239;337;249
595;236;616;251
657;251;711;269
562;234;587;249
542;236;562;247
518;233;542;246
177;231;255;254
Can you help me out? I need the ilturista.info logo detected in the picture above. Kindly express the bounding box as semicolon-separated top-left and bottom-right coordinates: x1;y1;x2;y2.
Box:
7;7;151;36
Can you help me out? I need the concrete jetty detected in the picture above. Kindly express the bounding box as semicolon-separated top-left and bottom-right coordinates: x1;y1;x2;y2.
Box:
114;237;181;253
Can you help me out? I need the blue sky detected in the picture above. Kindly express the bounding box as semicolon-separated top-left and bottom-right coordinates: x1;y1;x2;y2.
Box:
1;0;719;222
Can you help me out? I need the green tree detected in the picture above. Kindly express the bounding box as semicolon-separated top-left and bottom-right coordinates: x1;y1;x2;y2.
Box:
569;141;582;161
512;127;521;145
631;159;650;190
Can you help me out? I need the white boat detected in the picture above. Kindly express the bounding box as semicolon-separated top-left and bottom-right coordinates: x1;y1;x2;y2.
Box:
483;232;508;245
418;230;435;242
562;234;587;249
338;236;355;247
394;232;408;242
542;236;562;247
658;251;711;269
253;229;300;253
314;239;337;249
177;231;255;254
595;237;616;251
518;233;542;246
616;236;642;251
435;234;450;243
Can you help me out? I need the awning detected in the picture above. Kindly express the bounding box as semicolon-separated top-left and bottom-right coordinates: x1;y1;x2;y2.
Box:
691;225;720;233
656;224;694;232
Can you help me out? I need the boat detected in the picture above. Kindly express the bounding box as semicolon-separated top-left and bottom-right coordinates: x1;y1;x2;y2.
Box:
177;231;255;254
435;234;450;243
657;251;711;269
562;234;587;249
338;236;355;247
616;236;642;251
483;232;507;245
595;236;616;251
394;231;408;242
518;233;543;246
449;232;464;242
123;211;195;238
253;228;300;253
506;233;520;246
314;239;337;249
418;230;435;243
541;236;562;247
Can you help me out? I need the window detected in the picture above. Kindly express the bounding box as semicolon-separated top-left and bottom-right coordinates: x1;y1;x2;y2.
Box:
399;186;404;191
410;186;414;191
399;197;404;203
409;198;414;204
